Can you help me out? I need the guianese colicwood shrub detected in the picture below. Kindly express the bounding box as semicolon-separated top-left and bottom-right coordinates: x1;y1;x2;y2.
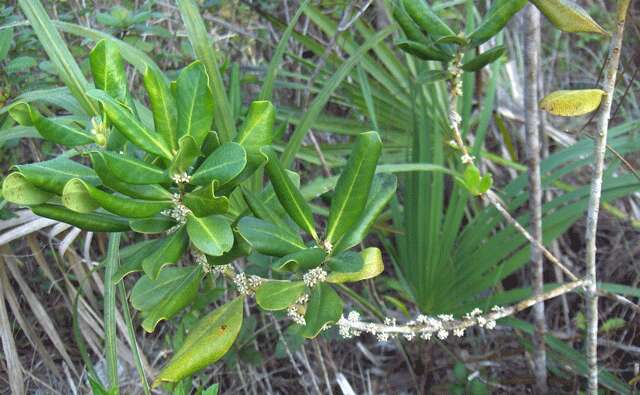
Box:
2;38;397;386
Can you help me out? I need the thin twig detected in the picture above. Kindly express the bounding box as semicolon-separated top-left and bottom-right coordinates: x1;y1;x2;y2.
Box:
523;5;547;392
584;1;631;393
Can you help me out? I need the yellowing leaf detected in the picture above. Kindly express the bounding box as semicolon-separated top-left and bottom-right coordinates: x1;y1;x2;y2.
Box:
531;0;608;35
539;89;605;117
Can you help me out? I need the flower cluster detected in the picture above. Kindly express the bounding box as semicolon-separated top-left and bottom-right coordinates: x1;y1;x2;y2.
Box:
303;267;327;288
161;196;191;227
192;249;211;273
233;272;263;296
287;294;309;326
171;172;191;184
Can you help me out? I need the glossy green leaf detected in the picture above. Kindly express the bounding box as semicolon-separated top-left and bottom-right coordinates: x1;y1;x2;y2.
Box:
396;40;453;62
327;247;384;283
15;157;99;194
461;45;506;72
2;173;52;205
392;1;428;42
89;40;132;108
129;217;176;234
62;178;172;218
241;186;291;230
255;280;305;311
9;102;94;146
531;0;607;35
201;131;221;156
31;204;130;232
191;143;247;186
301;283;343;338
61;178;100;213
401;0;455;38
176;61;214;147
170;136;200;175
112;240;159;283
263;147;317;240
142;227;189;280
186;214;234;257
206;230;252;266
87;89;173;159
327;251;363;273
99;151;170;185
143;66;178;150
235;100;275;169
272;248;326;273
183;183;229;217
468;0;527;47
334;173;397;252
237;217;305;256
88;152;171;200
131;266;203;332
326;131;382;245
435;35;469;46
153;297;243;386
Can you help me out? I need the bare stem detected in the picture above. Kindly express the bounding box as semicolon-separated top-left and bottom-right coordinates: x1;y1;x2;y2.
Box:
523;5;547;393
584;1;630;393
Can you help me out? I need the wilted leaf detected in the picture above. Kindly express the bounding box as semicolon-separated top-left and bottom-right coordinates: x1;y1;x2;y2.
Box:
2;173;52;205
540;89;605;116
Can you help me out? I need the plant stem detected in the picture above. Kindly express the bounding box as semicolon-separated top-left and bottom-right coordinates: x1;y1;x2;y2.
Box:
584;1;630;393
104;232;121;393
523;5;547;393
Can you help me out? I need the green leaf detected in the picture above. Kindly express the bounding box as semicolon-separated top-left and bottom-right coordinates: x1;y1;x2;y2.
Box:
0;27;13;62
131;266;203;332
327;247;384;283
235;101;276;169
237;217;305;256
191;143;247;186
241;186;291;230
15;157;99;195
143;66;178;151
531;0;608;35
87;89;173;159
186;214;234;256
183;183;229;217
99;151;170;185
129;217;176;234
255;280;305;311
176;61;214;147
112;240;159;283
326;131;382;245
62;178;172;217
540;89;605;117
461;45;506;72
207;230;252;266
142;227;189;280
89;40;133;109
327;251;363;273
153;297;244;386
272;248;326;273
31;204;130;232
468;0;528;47
396;40;453;62
2;173;52;205
61;178;100;213
401;0;455;38
392;1;428;43
9;102;94;146
177;0;236;143
263;147;317;240
334;173;397;252
170;135;200;175
88;152;171;200
301;283;343;338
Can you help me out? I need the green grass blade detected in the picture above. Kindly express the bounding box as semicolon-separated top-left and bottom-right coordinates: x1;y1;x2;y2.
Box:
177;0;236;143
104;232;121;393
17;0;98;115
258;0;309;101
118;283;151;395
281;26;394;167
